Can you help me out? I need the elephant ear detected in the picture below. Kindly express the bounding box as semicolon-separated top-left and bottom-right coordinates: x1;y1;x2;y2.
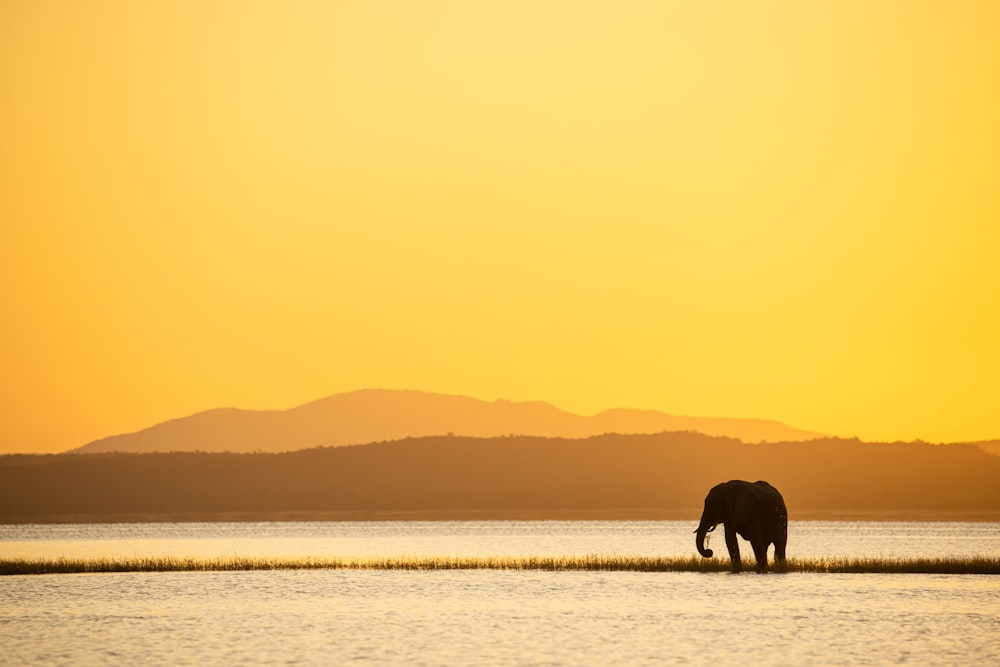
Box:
726;482;757;524
715;483;737;520
738;482;763;519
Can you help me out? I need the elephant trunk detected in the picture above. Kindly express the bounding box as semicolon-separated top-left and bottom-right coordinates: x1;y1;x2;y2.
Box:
694;521;715;558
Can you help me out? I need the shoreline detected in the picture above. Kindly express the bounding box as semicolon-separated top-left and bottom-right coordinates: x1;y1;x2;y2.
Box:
4;554;999;576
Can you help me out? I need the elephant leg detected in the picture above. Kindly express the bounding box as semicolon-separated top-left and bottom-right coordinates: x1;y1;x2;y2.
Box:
724;525;742;573
774;520;788;571
741;523;768;573
750;539;769;573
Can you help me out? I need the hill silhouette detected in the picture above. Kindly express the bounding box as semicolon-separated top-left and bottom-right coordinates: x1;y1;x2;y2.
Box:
71;389;823;454
7;433;998;522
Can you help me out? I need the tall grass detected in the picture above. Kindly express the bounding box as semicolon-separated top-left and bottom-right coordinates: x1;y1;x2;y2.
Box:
2;555;998;576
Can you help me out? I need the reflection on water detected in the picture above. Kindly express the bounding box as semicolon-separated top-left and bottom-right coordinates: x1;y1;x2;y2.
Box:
2;568;998;666
2;522;999;665
2;520;999;560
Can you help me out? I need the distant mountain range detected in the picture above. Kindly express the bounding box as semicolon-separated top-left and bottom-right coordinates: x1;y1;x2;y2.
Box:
9;432;1000;522
71;389;824;454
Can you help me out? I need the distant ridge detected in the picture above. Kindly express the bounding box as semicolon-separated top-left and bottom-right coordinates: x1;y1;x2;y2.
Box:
9;433;1000;522
71;389;824;454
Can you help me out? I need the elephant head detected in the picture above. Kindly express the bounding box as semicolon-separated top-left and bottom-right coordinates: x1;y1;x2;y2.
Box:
694;481;736;558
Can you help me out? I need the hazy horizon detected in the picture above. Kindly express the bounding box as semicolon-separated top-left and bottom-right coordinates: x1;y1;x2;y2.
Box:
6;386;998;456
67;388;829;456
0;387;1000;455
3;2;999;453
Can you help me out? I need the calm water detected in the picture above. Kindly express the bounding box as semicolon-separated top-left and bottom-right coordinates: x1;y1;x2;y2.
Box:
3;522;999;665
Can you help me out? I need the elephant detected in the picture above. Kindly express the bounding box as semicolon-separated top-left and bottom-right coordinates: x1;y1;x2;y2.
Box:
694;480;787;573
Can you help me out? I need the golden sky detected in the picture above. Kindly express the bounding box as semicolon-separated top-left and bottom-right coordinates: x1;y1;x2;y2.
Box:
2;1;998;453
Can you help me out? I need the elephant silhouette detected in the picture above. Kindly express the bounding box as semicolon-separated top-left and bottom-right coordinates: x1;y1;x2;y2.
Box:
694;480;787;573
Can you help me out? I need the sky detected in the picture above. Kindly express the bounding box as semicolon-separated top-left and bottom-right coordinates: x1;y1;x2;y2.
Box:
2;1;998;453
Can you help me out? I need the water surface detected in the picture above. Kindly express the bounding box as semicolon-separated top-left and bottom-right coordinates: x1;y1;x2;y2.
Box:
3;520;998;560
3;521;998;665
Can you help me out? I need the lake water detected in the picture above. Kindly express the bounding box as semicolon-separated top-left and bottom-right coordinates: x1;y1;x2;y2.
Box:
3;521;999;665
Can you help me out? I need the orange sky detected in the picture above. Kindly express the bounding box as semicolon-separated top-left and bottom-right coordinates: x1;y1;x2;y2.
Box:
2;1;999;453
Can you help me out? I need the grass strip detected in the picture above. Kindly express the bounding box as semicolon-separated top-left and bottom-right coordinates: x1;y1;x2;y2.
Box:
2;555;998;576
